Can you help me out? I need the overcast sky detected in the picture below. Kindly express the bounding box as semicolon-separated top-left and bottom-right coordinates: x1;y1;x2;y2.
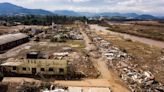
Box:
0;0;164;16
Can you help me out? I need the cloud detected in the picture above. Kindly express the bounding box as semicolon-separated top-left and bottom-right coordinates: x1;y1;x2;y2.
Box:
0;0;164;16
69;0;90;3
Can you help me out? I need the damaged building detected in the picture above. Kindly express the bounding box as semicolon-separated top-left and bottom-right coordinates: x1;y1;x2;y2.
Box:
0;33;29;52
1;59;68;76
0;51;68;77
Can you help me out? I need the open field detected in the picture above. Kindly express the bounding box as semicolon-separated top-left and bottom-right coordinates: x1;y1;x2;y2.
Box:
105;21;164;41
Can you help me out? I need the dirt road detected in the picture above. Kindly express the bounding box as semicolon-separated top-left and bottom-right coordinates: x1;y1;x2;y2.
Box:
2;77;114;88
80;27;130;92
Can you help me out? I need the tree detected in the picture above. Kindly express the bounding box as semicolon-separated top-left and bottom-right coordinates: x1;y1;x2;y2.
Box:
0;15;88;25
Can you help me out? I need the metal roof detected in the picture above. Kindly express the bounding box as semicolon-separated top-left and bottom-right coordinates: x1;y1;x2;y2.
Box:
0;33;28;45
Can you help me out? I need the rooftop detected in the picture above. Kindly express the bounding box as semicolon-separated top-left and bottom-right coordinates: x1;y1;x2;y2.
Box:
0;33;28;45
1;62;22;66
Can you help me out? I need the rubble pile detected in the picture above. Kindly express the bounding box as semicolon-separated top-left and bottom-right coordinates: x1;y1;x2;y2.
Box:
40;25;84;42
86;30;128;61
68;52;99;78
120;67;164;91
85;29;164;92
0;83;8;92
69;30;83;40
12;81;67;92
52;52;69;60
16;81;40;92
0;81;67;92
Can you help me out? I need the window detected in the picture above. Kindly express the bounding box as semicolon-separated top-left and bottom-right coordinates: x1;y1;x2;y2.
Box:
49;68;53;72
59;68;64;73
22;67;26;71
0;46;3;50
13;66;16;70
41;68;45;71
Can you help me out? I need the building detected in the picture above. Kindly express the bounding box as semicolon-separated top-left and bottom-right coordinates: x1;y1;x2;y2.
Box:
0;33;29;51
1;59;67;76
26;51;43;59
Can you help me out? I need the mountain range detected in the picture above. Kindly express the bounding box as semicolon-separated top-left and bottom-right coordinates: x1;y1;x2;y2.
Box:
53;10;160;20
0;2;53;15
54;10;138;17
0;2;162;20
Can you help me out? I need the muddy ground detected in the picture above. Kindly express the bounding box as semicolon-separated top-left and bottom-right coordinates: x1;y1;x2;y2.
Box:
106;21;164;41
93;26;164;84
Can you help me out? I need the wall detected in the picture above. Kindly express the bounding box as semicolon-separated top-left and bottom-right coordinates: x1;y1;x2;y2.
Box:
3;59;67;75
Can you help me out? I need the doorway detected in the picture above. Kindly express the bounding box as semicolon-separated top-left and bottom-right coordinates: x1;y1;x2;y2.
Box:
32;68;37;75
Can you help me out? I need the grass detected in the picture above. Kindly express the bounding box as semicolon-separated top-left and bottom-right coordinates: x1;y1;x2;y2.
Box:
67;40;85;49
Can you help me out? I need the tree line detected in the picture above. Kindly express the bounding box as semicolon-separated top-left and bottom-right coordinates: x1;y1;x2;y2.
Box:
0;15;88;25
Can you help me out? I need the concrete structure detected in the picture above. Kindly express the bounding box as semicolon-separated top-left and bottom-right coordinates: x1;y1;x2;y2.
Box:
0;33;29;51
68;87;111;92
1;59;67;76
26;51;43;59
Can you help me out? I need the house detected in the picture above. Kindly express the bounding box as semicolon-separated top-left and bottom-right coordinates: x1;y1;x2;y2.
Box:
1;59;68;76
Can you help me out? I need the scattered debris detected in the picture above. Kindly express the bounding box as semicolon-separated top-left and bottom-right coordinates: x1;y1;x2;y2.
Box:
84;28;164;92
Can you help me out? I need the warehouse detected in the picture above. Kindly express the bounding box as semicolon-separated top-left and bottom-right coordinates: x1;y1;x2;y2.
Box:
0;33;29;51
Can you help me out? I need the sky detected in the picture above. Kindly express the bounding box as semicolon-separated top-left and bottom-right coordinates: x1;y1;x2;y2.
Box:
0;0;164;16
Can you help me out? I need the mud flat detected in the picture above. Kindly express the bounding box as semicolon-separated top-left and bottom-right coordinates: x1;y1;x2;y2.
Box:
90;25;164;48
